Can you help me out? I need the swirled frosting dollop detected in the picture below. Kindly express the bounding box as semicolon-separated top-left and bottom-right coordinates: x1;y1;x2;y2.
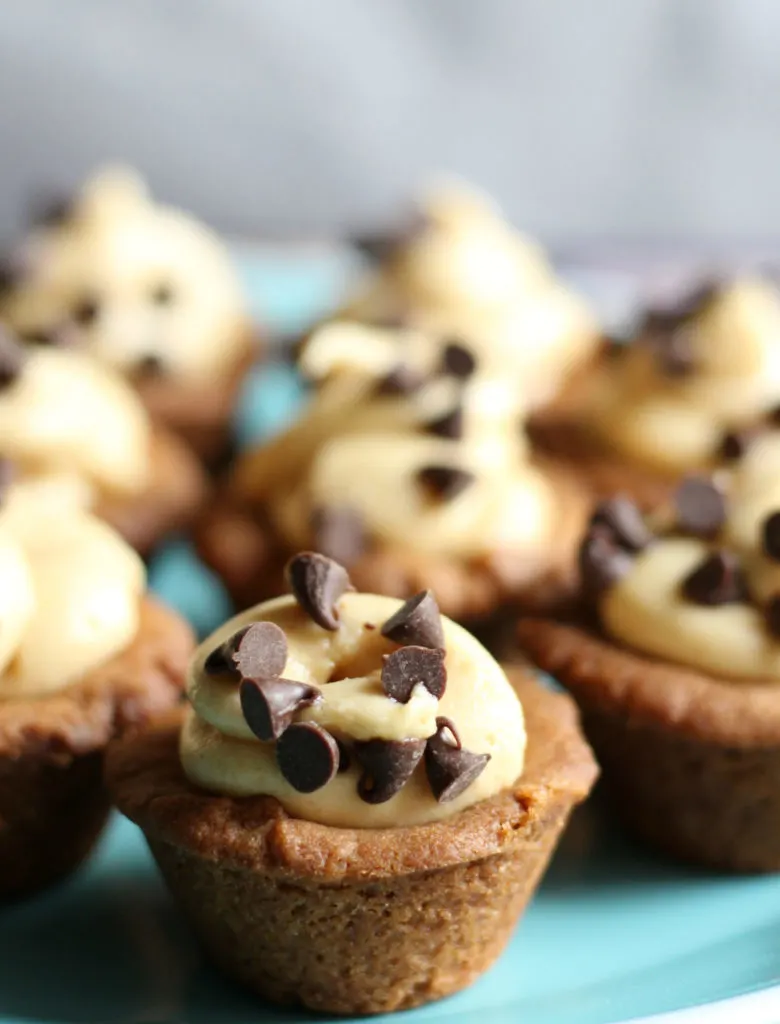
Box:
0;167;248;382
180;554;525;828
590;277;780;473
344;182;597;408
235;322;560;562
0;490;145;698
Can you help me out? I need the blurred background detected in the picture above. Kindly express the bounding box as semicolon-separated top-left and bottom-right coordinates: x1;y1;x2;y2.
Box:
1;0;779;243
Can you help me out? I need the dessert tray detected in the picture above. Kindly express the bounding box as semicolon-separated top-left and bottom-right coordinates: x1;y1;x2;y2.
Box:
4;248;780;1024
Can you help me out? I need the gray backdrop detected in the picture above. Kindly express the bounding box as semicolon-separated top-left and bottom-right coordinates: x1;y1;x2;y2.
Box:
1;0;779;241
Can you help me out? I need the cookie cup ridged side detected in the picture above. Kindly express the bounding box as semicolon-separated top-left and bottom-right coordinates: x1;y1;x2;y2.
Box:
518;617;780;872
0;597;193;901
106;672;597;1016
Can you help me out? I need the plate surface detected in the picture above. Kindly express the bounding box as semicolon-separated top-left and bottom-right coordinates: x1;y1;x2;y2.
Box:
4;250;780;1024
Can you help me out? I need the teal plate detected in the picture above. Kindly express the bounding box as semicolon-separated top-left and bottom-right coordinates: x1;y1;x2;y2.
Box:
5;250;780;1024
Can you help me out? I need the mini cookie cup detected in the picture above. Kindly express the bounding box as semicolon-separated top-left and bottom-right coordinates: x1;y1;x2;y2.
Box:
518;616;780;873
0;597;192;901
106;671;597;1016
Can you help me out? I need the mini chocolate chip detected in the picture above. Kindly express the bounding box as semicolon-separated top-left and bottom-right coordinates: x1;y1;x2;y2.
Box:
417;465;475;502
353;738;426;804
674;477;727;538
579;530;633;598
135;353;166;378
766;595;780;638
240;677;321;741
719;428;759;462
763;512;780;562
73;296;100;327
0;327;26;389
233;621;288;680
311;507;366;567
381;645;447;703
375;364;425;396
680;550;747;606
424;405;464;439
150;282;175;305
380;590;445;649
591;497;651;552
440;341;477;379
276;722;338;792
286;551;352;630
425;716;491;802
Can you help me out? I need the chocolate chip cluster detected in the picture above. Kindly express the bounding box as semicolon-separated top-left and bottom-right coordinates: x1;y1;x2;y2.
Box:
580;477;780;636
204;553;490;804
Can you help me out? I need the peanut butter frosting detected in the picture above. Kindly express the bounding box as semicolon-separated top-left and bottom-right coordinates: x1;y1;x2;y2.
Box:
180;554;526;828
343;181;597;408
582;472;780;681
590;277;780;474
236;322;559;562
0;167;248;383
0;494;145;699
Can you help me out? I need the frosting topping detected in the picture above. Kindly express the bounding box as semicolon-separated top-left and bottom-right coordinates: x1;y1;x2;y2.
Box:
591;277;780;473
237;323;558;561
180;554;526;828
0;167;248;382
0;493;145;698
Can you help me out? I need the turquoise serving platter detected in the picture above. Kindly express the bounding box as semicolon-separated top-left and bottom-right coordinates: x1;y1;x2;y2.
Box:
4;250;780;1024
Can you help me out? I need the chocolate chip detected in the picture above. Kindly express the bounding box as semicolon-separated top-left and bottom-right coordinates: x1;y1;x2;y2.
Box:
381;645;447;703
425;716;491;802
240;677;321;741
766;595;780;638
353;738;426;803
311;507;366;567
150;282;175;305
73;296;100;327
579;530;633;597
674;477;727;538
375;364;425;397
763;512;780;562
380;590;445;649
286;551;352;630
680;550;748;606
417;465;475;502
424;405;464;439
234;621;289;679
0;327;26;389
135;353;166;378
276;722;339;792
591;497;651;552
719;428;759;462
440;341;477;379
336;738;351;773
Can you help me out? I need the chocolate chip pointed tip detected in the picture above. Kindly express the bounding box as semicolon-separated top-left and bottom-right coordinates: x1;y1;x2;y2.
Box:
425;719;491;802
680;549;747;606
240;677;321;742
381;645;447;704
354;737;426;804
380;590;445;649
423;405;464;439
286;551;352;630
276;722;339;792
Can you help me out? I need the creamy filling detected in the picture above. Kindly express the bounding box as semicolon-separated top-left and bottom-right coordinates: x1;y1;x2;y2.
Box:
180;592;526;828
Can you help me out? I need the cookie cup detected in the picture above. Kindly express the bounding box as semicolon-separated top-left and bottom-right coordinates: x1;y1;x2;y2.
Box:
0;597;192;901
518;616;780;872
106;671;596;1015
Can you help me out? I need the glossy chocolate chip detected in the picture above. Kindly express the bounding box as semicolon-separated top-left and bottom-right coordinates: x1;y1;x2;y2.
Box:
233;621;288;680
311;507;366;567
680;550;747;606
440;341;477;379
674;477;727;538
424;405;464;439
719;428;759;462
335;737;352;773
353;737;426;804
375;363;425;396
425;716;491;802
0;328;26;389
591;497;651;552
579;530;633;597
276;722;339;792
286;551;352;630
763;511;780;562
417;465;475;502
240;677;321;741
380;590;445;650
381;645;447;703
